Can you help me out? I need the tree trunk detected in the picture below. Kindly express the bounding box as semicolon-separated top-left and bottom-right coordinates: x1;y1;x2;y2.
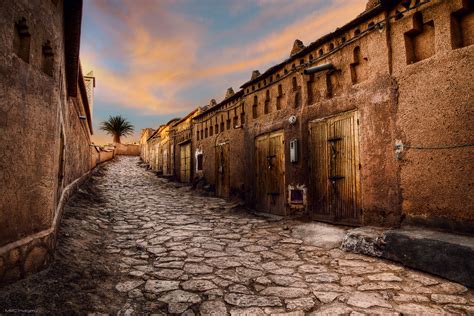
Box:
113;134;121;144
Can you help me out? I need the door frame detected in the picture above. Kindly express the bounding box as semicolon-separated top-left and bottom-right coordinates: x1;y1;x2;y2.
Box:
308;110;361;226
215;142;230;197
255;129;286;215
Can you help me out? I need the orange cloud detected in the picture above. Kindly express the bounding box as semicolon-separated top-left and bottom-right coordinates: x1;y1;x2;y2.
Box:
81;0;367;117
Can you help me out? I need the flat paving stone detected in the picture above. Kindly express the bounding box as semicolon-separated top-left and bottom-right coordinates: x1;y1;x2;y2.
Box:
1;156;472;315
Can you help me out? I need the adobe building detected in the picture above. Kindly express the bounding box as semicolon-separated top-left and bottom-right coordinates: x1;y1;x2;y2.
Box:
173;109;199;183
147;126;163;172
0;0;97;283
139;127;155;164
139;0;473;235
191;89;246;198
238;0;473;233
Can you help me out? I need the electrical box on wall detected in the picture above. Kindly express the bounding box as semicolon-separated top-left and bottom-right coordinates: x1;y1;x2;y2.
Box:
290;139;298;163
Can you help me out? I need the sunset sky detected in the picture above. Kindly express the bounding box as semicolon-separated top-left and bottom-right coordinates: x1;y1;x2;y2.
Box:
80;0;367;145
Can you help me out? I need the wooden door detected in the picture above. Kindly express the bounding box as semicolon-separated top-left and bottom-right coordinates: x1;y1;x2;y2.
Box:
309;111;360;225
180;143;191;183
163;148;168;175
215;143;230;197
255;131;285;214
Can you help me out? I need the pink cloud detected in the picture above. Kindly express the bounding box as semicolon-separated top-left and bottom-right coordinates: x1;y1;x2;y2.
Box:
81;0;367;117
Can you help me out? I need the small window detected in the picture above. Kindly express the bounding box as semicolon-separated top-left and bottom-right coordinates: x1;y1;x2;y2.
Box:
233;115;238;127
210;126;213;136
215;124;219;134
276;84;283;110
451;5;474;49
292;63;296;69
354;28;361;36
264;90;270;114
258;82;261;88
196;130;200;140
220;122;224;132
300;59;304;64
226;119;231;130
341;36;346;43
13;18;31;63
292;77;298;91
329;43;335;50
368;21;375;29
276;73;280;79
309;54;313;61
240;112;245;124
197;154;203;171
253;95;258;118
205;128;208;138
42;41;54;76
252;85;255;91
284;69;288;74
294;91;301;108
269;75;273;83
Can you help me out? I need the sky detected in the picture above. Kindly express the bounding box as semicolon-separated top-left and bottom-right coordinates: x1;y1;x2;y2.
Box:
80;0;367;145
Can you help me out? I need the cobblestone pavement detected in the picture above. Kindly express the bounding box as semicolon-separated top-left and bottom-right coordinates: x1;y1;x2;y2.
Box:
1;156;473;315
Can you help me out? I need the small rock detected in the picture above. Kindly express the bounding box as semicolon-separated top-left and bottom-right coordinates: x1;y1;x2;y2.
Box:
367;272;402;282
259;287;310;299
183;263;213;274
229;307;265;316
431;294;467;304
144;279;179;293
224;293;282;307
313;291;340;303
285;297;315;311
346;292;392;309
115;280;144;292
200;300;229;316
181;279;217;292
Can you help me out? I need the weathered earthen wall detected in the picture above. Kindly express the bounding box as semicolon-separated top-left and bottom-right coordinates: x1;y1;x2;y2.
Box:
115;143;140;156
0;0;96;284
242;9;401;223
390;0;474;234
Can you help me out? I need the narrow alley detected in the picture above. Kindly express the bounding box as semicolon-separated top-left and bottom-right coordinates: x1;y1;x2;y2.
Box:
0;157;472;315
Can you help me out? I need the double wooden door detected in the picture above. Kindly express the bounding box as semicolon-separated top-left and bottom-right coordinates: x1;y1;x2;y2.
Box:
215;143;230;197
255;131;285;215
179;143;191;183
309;111;361;225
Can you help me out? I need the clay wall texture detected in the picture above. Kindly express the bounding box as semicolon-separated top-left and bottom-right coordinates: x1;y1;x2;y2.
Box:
191;92;246;197
140;0;473;235
389;0;474;233
114;143;140;156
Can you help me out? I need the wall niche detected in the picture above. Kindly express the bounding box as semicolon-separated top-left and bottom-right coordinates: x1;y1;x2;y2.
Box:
451;3;474;49
404;12;435;64
350;46;368;84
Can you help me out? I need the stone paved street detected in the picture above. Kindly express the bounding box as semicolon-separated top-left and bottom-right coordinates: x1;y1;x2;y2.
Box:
1;156;473;315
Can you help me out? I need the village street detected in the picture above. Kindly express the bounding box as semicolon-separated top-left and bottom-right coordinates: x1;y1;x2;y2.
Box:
1;156;473;315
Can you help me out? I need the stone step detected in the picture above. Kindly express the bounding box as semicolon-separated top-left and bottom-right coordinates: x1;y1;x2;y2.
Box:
342;226;474;288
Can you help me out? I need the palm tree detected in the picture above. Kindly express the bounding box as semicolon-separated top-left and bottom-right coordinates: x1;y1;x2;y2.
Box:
100;115;134;144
